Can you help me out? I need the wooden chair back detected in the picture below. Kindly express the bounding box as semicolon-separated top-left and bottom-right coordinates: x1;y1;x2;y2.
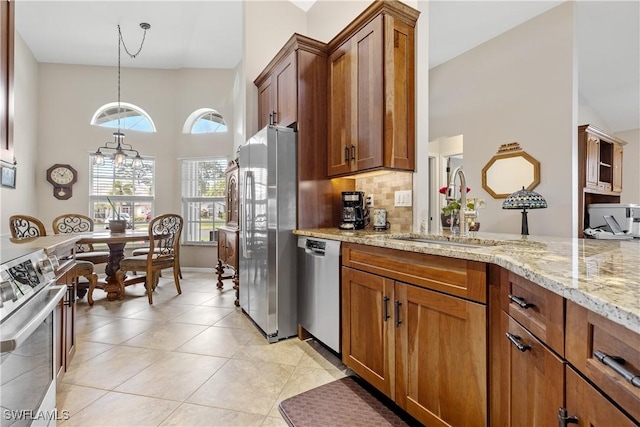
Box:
52;214;97;252
147;214;183;262
10;215;46;240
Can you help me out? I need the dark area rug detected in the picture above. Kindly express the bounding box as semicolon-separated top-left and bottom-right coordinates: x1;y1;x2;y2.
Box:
278;376;421;427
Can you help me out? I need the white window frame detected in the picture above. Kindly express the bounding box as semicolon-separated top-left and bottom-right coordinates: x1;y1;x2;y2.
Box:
91;102;157;132
181;157;228;245
182;108;227;134
88;155;155;231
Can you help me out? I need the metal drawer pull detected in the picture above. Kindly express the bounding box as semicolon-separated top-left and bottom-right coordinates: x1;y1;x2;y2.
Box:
594;350;640;387
351;144;355;161
506;332;531;352
344;146;349;163
394;300;402;326
383;296;390;321
508;294;535;309
557;408;578;426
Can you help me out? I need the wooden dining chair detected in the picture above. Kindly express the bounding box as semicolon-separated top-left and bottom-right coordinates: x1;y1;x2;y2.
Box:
9;215;46;240
52;214;110;265
115;213;183;304
9;215;98;298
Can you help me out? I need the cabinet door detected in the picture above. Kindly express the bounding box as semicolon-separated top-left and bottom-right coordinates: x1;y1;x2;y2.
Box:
613;143;623;193
353;14;383;172
273;51;297;128
54;299;65;386
328;40;354;176
585;136;599;190
384;15;415;171
395;282;487;427
506;316;564;427
341;266;395;398
64;283;77;366
226;170;239;227
225;230;238;270
564;366;637;427
257;77;275;129
217;229;227;262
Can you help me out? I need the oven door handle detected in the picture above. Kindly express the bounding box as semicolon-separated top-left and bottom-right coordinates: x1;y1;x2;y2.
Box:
0;285;66;354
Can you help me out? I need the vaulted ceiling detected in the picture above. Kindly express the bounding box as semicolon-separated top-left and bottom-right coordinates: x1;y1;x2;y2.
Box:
14;1;639;132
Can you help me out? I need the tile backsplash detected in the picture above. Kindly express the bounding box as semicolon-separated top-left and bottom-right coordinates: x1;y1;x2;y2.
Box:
356;171;413;233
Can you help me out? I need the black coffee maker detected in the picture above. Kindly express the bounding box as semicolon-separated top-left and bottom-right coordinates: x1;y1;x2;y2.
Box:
339;191;369;230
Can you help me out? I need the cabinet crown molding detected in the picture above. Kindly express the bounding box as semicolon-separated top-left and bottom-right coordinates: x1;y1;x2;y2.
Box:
327;0;420;52
254;33;327;86
579;124;628;146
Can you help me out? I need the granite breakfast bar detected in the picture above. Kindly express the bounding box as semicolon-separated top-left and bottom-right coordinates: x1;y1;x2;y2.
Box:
294;228;640;332
294;228;640;426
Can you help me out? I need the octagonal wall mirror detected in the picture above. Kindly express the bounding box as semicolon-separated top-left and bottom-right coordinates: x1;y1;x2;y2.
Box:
482;143;540;198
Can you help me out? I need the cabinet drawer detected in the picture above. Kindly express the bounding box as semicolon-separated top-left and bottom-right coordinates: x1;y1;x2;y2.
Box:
566;300;640;422
506;315;564;427
500;272;564;356
566;366;637;426
342;243;486;303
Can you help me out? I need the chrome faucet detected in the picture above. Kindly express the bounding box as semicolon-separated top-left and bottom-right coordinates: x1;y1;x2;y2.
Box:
446;166;475;236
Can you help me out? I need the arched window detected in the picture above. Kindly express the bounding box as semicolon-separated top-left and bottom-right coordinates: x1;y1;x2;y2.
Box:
91;102;156;132
183;108;227;134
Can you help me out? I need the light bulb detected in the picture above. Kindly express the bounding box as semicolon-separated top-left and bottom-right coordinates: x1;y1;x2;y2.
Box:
114;151;126;167
94;152;104;165
132;155;143;170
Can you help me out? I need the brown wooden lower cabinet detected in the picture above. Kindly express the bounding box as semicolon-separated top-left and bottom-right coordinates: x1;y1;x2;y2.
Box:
490;268;639;426
564;366;637;426
342;248;487;426
52;250;77;386
395;282;486;427
342;267;394;397
216;226;239;306
504;314;564;427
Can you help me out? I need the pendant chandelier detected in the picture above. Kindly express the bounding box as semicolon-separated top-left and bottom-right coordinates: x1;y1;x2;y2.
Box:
93;23;150;169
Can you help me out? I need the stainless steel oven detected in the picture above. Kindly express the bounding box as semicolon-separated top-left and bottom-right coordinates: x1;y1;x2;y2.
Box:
1;247;66;427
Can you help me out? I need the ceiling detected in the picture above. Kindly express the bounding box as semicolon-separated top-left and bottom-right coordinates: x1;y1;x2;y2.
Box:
14;1;639;132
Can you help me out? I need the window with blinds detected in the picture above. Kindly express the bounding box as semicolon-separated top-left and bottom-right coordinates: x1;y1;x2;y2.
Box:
89;155;155;230
181;158;227;245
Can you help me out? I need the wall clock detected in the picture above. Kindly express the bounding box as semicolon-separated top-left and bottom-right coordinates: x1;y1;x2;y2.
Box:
46;164;78;200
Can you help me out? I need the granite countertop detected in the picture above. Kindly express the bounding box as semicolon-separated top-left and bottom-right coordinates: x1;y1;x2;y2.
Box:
4;235;80;254
294;228;640;333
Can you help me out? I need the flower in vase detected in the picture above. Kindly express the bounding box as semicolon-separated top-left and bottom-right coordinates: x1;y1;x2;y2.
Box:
439;186;476;217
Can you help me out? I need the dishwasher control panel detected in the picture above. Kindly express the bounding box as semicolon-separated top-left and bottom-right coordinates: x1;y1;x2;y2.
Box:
306;239;326;254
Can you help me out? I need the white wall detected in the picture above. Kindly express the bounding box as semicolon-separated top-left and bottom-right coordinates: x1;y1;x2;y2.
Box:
26;64;235;266
1;32;39;237
243;1;307;138
306;0;373;42
616;128;640;204
429;2;575;237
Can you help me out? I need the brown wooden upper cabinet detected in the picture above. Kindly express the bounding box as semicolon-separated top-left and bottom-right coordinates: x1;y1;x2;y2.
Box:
1;0;15;163
577;124;627;235
579;124;625;194
257;50;297;129
327;1;419;177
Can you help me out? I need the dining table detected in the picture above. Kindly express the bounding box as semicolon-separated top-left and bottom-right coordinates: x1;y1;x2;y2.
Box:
77;229;150;301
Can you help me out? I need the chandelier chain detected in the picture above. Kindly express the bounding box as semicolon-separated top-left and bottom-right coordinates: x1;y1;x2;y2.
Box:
115;23;149;133
117;24;148;59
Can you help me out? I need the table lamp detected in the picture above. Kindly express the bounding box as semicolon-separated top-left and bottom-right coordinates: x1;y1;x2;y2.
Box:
502;186;547;235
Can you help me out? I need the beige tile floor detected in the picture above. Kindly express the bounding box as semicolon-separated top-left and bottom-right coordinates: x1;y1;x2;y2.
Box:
58;270;348;427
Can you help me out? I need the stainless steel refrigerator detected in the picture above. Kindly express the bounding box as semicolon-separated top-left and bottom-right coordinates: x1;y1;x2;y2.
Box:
239;125;297;343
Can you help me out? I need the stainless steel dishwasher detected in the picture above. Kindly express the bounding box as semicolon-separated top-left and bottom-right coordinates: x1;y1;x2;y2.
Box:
297;236;341;353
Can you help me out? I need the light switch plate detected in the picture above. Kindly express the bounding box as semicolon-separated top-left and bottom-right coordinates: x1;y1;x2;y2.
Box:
394;190;412;207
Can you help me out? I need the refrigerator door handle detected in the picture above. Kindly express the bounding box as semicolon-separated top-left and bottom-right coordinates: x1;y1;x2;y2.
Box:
242;170;252;259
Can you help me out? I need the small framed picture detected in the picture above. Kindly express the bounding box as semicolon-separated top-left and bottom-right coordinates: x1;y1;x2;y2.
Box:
1;165;16;188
